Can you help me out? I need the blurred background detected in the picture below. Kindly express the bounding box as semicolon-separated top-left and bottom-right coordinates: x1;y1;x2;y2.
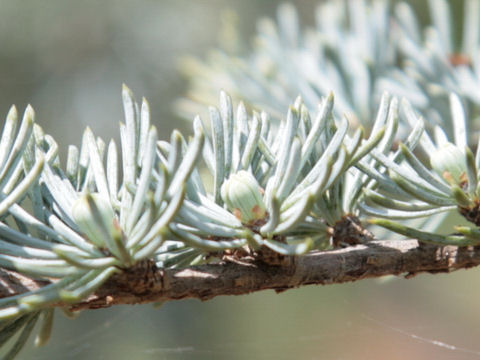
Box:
2;0;479;359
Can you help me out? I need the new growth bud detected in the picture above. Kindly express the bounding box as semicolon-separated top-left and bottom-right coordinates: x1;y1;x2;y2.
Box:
221;170;267;224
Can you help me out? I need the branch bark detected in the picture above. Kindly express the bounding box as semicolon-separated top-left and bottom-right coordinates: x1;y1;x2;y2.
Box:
2;240;480;312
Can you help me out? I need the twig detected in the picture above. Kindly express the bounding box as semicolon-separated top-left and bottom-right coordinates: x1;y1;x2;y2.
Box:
1;240;480;312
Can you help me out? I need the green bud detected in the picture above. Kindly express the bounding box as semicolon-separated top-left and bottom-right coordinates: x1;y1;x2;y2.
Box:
221;170;267;224
430;142;468;186
72;193;116;247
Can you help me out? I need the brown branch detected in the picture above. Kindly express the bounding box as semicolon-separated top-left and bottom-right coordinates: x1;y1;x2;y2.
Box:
2;240;480;312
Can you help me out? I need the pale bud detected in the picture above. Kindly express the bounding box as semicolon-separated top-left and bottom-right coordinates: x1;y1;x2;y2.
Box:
221;171;267;224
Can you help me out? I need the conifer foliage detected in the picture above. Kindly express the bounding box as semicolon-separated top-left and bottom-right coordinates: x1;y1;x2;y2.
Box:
1;0;480;358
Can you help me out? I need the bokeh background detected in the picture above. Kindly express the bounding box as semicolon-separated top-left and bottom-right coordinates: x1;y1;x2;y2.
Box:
2;0;479;359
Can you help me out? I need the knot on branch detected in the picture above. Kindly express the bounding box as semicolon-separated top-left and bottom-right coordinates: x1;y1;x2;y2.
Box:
459;200;480;226
114;259;163;295
331;214;374;247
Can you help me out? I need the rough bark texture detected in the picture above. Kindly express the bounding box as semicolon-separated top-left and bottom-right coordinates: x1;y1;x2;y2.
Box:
2;240;480;312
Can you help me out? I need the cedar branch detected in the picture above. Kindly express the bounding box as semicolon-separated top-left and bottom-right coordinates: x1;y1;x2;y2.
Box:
1;239;480;312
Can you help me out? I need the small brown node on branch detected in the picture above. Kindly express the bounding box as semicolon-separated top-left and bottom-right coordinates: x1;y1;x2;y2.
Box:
223;213;293;266
459;199;480;226
331;214;374;247
256;243;294;267
222;240;294;267
222;246;256;265
118;259;160;294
